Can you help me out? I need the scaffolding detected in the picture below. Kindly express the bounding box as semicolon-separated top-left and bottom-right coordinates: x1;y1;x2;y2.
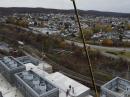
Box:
16;56;40;66
0;56;26;84
15;70;59;97
101;77;130;97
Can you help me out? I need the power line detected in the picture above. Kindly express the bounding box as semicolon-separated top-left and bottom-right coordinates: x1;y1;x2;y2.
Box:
70;0;99;97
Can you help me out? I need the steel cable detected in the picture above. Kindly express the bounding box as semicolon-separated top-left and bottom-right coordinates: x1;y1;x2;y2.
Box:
70;0;99;97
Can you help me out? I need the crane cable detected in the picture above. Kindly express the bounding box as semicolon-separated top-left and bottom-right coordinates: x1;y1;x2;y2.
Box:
70;0;99;97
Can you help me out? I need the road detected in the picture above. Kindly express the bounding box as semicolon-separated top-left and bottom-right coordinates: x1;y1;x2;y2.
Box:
4;24;130;52
65;40;130;62
65;40;130;52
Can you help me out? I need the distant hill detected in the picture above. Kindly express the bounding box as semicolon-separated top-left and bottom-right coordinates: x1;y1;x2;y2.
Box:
85;10;130;17
0;7;130;17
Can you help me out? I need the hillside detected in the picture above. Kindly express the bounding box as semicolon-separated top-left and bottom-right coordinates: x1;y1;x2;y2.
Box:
0;7;130;17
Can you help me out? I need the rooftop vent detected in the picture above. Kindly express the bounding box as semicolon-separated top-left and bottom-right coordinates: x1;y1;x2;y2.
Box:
22;71;34;80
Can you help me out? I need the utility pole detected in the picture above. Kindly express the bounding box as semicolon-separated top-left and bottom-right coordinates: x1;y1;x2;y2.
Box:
70;0;98;97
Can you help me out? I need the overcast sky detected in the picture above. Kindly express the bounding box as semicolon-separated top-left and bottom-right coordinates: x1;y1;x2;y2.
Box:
0;0;130;13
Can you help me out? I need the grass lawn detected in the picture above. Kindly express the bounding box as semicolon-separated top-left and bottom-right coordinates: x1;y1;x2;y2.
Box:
106;50;130;59
122;52;130;59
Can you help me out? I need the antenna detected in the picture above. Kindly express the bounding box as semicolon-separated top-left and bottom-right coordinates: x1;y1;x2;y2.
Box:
70;0;98;97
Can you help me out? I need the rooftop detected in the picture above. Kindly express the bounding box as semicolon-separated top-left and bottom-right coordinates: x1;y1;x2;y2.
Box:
45;72;90;97
0;56;24;70
16;56;52;73
0;74;23;97
101;77;130;97
16;56;40;66
0;56;93;97
15;70;57;96
24;63;49;77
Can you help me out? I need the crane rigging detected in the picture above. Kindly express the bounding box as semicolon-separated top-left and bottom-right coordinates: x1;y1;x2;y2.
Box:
70;0;99;97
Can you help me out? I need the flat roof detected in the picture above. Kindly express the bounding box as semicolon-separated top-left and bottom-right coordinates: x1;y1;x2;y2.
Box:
24;63;49;77
24;63;37;71
45;72;90;97
17;56;52;71
0;74;23;97
39;62;52;69
59;89;93;97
